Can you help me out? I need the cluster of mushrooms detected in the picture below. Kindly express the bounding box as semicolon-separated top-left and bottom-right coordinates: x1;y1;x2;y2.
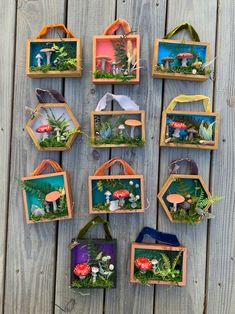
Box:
135;257;159;274
165;121;198;144
160;53;202;75
35;124;63;142
35;47;55;67
31;189;65;217
96;39;137;76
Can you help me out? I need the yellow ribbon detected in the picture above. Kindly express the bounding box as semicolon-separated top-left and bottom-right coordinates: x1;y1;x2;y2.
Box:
166;95;211;112
164;23;200;42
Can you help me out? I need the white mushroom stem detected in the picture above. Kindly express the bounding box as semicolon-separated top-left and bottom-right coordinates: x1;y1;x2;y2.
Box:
79;275;86;280
55;128;60;142
118;198;125;207
181;58;188;67
172;128;181;138
130;126;136;138
172;203;177;212
92;273;97;283
52;201;57;212
100;59;107;71
36;54;42;66
45;52;53;65
112;63;117;74
165;60;170;69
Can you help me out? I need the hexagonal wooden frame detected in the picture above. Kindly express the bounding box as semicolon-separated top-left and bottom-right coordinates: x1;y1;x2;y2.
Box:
157;174;211;224
25;102;80;151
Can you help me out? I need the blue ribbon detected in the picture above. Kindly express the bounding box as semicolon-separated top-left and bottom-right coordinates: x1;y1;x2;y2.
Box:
135;227;180;246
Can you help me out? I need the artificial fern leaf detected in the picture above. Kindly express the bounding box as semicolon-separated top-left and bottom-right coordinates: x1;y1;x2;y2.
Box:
172;251;183;270
160;253;171;271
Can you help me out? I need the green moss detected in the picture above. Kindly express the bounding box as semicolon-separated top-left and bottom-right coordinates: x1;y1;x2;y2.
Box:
71;274;114;288
156;65;210;76
30;58;77;72
30;208;68;222
93;70;136;82
91;136;145;147
134;269;182;284
92;201;141;212
171;208;201;224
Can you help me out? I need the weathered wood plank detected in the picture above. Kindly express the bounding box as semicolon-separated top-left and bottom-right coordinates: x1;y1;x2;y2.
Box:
54;1;116;313
4;1;65;313
105;1;167;314
0;0;16;312
206;1;235;313
155;1;217;313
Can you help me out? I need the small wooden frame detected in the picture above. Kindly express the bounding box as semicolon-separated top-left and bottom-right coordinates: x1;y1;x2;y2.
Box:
25;102;80;151
70;239;117;289
93;35;140;84
152;39;210;81
157;174;211;224
160;95;220;150
92;19;140;84
130;242;187;286
26;24;82;78
21;168;73;224
90;110;145;148
88;175;145;214
160;110;220;150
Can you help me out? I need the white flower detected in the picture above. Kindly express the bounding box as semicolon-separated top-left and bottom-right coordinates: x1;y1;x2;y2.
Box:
129;181;134;185
130;193;134;197
106;255;111;260
192;69;197;75
102;256;108;262
109;264;114;270
135;184;139;188
135;195;140;200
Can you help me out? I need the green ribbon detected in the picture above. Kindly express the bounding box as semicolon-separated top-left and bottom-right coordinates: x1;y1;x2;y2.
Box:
164;23;200;42
76;216;113;240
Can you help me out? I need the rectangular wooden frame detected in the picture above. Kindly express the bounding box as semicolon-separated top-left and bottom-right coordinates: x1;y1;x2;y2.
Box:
26;38;82;78
92;34;140;84
90;110;145;148
88;174;145;214
25;103;80;151
152;38;210;82
70;239;117;289
157;174;211;224
160;110;220;150
21;171;73;224
130;242;187;286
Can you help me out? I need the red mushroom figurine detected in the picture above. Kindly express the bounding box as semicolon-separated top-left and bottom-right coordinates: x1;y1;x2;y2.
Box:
73;263;91;280
176;52;193;67
169;121;187;138
135;257;152;274
112;189;130;207
35;124;53;140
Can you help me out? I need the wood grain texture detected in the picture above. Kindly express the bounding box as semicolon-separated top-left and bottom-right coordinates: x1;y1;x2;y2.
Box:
155;1;217;313
3;1;65;313
0;0;16;312
206;0;235;313
2;0;235;313
54;1;116;313
105;1;167;314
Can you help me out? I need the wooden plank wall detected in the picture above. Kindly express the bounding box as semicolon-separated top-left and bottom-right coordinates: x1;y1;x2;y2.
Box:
0;0;234;314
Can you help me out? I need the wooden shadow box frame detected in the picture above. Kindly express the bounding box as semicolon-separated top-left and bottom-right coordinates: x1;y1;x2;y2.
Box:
26;24;82;78
157;174;211;224
130;242;187;286
21;160;73;224
160;95;220;150
152;39;210;82
90;110;145;148
92;34;140;84
88;174;145;214
25;102;80;152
